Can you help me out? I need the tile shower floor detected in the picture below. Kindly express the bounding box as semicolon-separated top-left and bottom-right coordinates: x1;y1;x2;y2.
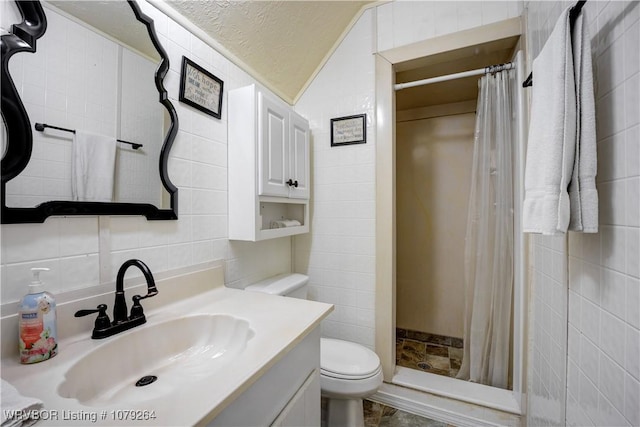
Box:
396;328;463;378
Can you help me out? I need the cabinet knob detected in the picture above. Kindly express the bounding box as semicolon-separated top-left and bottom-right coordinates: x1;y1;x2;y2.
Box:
286;179;299;188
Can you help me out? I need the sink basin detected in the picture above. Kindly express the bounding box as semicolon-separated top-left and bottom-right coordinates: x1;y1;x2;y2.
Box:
58;314;253;406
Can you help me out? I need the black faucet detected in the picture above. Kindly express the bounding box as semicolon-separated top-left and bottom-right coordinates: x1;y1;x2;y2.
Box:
75;259;158;339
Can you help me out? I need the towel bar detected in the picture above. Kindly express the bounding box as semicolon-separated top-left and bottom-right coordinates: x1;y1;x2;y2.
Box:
522;0;587;88
34;123;143;150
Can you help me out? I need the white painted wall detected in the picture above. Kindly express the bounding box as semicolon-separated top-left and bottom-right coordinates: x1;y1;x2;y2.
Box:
525;1;639;426
0;1;291;306
395;112;475;339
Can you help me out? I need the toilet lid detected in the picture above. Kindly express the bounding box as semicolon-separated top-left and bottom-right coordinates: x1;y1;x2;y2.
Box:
320;338;381;380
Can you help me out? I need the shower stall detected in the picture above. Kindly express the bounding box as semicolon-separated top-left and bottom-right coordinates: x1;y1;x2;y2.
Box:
396;62;517;390
374;17;527;423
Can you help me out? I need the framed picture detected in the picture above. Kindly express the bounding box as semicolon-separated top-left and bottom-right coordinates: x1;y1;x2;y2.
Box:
330;114;366;147
179;56;224;119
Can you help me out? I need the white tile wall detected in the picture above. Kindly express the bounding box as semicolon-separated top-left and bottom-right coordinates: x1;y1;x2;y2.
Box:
294;1;525;350
5;7;118;207
116;49;164;206
3;6;167;208
294;9;377;349
526;1;640;426
0;1;21;36
1;1;290;307
376;1;523;53
528;234;568;426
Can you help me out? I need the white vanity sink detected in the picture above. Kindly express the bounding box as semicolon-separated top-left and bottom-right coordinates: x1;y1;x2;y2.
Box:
1;266;332;425
57;314;253;406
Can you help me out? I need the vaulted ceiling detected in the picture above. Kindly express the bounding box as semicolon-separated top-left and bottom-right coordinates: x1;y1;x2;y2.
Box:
165;1;374;103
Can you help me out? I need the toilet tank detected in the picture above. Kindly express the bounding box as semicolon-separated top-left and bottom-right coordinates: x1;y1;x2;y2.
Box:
245;273;309;299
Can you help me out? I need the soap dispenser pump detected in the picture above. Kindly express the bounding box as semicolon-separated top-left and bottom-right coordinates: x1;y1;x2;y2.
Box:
18;268;58;364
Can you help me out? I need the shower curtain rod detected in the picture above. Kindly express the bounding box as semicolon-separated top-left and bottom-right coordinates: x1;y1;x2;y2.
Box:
394;62;515;91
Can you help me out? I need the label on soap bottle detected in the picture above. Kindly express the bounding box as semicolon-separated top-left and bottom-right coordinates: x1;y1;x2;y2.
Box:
19;293;57;364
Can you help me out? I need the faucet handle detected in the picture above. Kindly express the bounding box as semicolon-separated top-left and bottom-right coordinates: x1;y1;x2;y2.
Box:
129;288;157;319
75;304;111;330
133;283;158;301
129;295;145;319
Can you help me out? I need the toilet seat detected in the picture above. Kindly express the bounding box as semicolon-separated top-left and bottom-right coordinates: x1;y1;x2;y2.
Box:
320;338;381;380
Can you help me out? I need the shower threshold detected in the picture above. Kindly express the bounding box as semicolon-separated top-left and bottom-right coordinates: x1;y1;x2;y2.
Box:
369;366;521;426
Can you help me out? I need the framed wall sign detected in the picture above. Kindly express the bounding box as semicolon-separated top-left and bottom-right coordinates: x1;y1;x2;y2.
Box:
330;114;366;147
179;56;224;119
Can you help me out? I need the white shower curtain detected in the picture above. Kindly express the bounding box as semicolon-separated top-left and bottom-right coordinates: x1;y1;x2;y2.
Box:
457;69;515;389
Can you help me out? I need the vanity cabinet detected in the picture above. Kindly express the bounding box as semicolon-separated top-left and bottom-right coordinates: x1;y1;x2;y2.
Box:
207;328;321;427
229;85;310;241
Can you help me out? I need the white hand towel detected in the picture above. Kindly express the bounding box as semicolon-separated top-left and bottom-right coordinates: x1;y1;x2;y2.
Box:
1;379;43;427
568;10;598;233
72;130;117;202
523;6;577;235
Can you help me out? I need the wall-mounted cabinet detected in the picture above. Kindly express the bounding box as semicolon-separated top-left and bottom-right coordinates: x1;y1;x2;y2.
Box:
229;84;310;241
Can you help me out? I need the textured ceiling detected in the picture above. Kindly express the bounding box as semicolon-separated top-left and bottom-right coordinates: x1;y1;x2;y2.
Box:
165;1;373;102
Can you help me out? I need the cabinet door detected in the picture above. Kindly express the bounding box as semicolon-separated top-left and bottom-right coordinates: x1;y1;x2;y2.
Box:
289;113;310;200
258;93;290;198
271;370;320;427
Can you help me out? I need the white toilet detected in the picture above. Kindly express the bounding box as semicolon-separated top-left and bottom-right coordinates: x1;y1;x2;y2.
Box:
246;273;383;427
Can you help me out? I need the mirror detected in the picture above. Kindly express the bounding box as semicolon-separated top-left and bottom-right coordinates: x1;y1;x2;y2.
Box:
1;0;178;224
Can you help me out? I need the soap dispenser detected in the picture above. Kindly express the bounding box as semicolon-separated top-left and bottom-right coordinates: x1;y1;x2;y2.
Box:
18;268;58;364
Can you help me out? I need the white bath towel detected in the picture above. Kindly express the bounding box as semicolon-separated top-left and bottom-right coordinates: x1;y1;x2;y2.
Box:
1;379;43;427
72;130;117;202
523;6;577;235
568;10;598;232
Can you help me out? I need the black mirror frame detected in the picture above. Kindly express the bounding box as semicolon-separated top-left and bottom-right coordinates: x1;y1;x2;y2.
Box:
0;0;178;224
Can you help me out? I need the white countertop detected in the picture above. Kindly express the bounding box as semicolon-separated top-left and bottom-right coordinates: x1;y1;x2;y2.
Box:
1;266;333;426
